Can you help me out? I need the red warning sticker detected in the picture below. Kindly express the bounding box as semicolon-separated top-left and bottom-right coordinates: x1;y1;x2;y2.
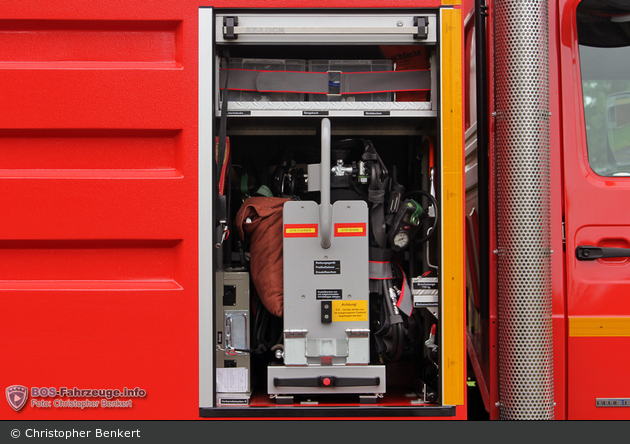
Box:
284;224;318;238
334;223;367;237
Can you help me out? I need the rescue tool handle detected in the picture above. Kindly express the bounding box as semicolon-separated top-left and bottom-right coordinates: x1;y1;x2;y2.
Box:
576;245;630;260
320;118;332;249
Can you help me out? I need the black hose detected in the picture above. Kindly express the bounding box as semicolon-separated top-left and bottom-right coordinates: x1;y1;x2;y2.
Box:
383;280;403;362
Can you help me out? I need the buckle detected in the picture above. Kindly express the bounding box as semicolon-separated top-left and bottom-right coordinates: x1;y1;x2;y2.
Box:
326;70;342;96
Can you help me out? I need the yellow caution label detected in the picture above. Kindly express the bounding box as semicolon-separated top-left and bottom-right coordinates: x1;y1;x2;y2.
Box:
334;223;367;237
338;227;362;233
332;300;368;322
286;227;315;234
284;224;318;237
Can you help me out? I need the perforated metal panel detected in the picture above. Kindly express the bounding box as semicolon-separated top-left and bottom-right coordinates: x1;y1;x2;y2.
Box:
494;0;554;420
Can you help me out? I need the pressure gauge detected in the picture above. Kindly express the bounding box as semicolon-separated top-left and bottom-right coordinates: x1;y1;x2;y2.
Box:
393;231;410;249
388;198;424;251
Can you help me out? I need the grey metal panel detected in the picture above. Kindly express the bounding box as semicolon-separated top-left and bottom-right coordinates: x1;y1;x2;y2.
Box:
198;6;215;410
284;339;308;366
275;198;377;394
282;200;370;357
494;0;554;420
216;13;437;44
217;100;436;118
346;335;370;364
215;272;251;384
214;272;252;407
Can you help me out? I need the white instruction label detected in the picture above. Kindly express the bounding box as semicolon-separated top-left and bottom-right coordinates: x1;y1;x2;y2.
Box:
216;368;248;393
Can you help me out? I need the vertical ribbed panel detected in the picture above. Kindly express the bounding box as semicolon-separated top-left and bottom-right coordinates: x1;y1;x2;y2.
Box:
494;0;554;420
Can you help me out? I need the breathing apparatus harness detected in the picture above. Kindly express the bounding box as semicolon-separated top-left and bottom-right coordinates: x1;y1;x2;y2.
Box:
330;139;439;362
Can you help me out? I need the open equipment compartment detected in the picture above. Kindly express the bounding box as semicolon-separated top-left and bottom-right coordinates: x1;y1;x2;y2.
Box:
199;8;464;418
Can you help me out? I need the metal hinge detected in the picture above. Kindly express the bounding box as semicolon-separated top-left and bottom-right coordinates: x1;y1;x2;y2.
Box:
284;329;308;338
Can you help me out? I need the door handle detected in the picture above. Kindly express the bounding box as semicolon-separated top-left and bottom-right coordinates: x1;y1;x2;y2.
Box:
576;245;630;260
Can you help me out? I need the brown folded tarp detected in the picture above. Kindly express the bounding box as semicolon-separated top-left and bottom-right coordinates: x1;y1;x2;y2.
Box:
234;197;289;317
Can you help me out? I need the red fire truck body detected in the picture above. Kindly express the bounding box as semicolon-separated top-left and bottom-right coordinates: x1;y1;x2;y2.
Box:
1;0;629;421
465;0;630;420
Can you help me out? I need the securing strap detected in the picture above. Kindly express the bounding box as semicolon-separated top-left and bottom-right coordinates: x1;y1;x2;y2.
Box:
340;71;429;94
394;262;413;316
219;68;430;95
369;261;393;280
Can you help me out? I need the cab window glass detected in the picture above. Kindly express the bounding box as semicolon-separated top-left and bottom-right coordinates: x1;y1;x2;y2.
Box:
577;0;630;176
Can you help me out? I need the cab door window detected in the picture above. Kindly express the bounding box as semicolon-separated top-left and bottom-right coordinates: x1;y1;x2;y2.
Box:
577;0;630;176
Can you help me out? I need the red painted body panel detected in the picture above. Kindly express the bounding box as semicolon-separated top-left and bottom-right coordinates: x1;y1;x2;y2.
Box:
0;0;463;420
0;1;199;420
467;0;567;420
559;0;630;419
549;0;568;421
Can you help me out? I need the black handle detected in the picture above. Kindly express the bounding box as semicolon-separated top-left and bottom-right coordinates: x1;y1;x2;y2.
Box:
274;376;380;388
576;245;630;260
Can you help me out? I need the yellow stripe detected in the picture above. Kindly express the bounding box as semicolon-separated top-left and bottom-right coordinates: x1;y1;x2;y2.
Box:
440;7;464;407
443;0;462;5
570;317;630;337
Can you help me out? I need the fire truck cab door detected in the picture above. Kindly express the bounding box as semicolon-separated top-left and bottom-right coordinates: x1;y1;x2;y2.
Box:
561;0;630;419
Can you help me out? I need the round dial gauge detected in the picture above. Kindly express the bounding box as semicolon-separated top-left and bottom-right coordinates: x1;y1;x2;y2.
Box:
393;231;410;248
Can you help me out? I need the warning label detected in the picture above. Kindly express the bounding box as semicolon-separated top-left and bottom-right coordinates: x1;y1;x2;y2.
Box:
284;224;318;238
316;289;342;300
314;260;340;275
332;300;368;322
334;223;367;237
